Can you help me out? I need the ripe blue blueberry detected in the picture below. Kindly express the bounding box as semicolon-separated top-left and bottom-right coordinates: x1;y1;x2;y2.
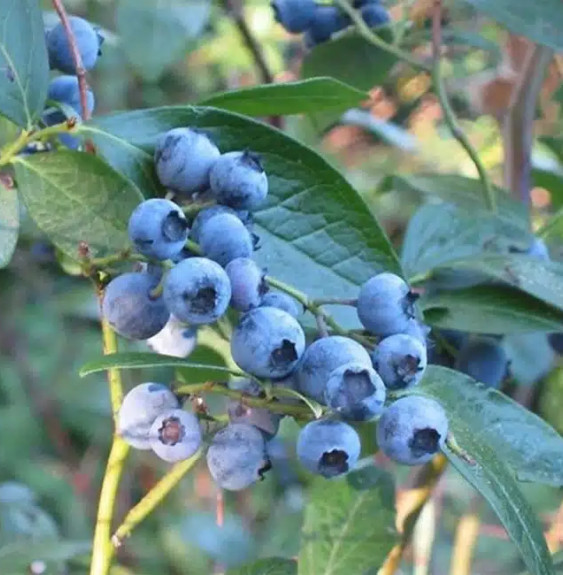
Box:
271;0;316;33
206;423;271;491
297;420;361;478
403;319;430;343
376;396;448;465
47;76;95;118
102;272;169;340
146;316;198;358
231;307;305;378
260;291;301;318
47;17;102;73
199;212;254;267
361;3;390;27
455;337;508;389
325;362;386;421
154;128;220;194
163;257;231;325
357;272;417;336
149;409;202;462
190;206;239;242
225;258;268;312
297;336;371;402
210;151;268;210
118;383;179;449
128;199;189;261
373;334;427;390
304;5;350;47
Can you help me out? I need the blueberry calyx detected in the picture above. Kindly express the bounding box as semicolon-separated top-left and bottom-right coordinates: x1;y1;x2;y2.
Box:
409;427;440;457
158;416;185;446
188;286;217;314
402;291;419;318
242;150;264;173
162;210;188;242
270;339;298;368
319;449;349;477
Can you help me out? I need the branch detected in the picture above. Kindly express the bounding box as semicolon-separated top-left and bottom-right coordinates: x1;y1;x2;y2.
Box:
449;508;481;575
431;0;496;213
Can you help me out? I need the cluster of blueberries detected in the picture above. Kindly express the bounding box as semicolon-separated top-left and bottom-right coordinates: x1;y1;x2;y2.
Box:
99;126;448;489
272;0;390;47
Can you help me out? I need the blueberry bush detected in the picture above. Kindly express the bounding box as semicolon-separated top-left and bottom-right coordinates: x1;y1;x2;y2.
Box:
1;1;563;574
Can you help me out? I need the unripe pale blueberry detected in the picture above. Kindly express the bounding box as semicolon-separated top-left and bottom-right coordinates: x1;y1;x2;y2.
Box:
225;258;267;312
297;420;361;478
146;316;197;358
47;17;102;73
149;409;202;462
376;396;448;465
206;423;271;491
199;212;254;267
128;199;189;261
304;5;350;47
231;307;305;378
102;272;169;340
118;383;180;449
260;291;301;318
296;336;372;402
373;334;427;390
357;272;417;336
154;128;220;194
163;257;231;325
210;151;268;210
325;362;386;421
271;0;316;33
455;337;508;389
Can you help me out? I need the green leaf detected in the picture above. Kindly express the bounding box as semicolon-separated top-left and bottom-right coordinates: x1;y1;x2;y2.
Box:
520;551;563;575
433;255;563;313
116;0;211;82
301;31;397;91
200;78;368;117
227;558;297;575
462;0;563;51
79;352;241;379
83;106;402;326
298;471;397;575
0;540;90;572
420;285;563;334
0;179;19;268
538;207;563;241
0;0;48;128
12;151;143;259
503;333;555;386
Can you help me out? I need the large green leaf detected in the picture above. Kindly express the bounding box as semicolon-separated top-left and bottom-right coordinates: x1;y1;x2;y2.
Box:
83;106;402;326
301;31;397;91
0;179;19;268
13;151;143;259
462;0;563;51
116;0;211;82
421;285;563;334
0;0;48;128
298;468;397;575
227;558;297;575
201;78;368;117
0;540;90;573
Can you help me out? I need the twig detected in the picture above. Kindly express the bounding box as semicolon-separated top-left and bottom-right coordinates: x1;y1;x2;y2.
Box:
315;313;329;338
449;507;481;575
112;450;202;547
431;0;495;213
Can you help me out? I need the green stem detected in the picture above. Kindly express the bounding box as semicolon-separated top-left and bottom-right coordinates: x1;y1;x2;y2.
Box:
182;200;216;216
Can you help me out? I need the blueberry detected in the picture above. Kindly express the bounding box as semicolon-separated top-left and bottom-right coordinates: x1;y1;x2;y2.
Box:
260;291;301;318
325;362;385;421
199;212;254;267
47;17;102;73
128;199;189;260
163;257;231;325
149;408;202;462
304;5;350;47
373;334;427;390
376;396;448;465
225;258;268;312
210;151;268;210
403;319;430;343
361;4;390;27
146;316;198;358
227;379;281;437
231;307;305;378
455;337;508;389
353;0;381;6
190;206;239;243
102;272;169;340
271;0;316;33
47;76;95;117
297;420;361;478
357;273;417;336
154;128;220;194
526;237;550;261
296;336;372;402
118;383;180;449
206;423;271;491
549;333;563;355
